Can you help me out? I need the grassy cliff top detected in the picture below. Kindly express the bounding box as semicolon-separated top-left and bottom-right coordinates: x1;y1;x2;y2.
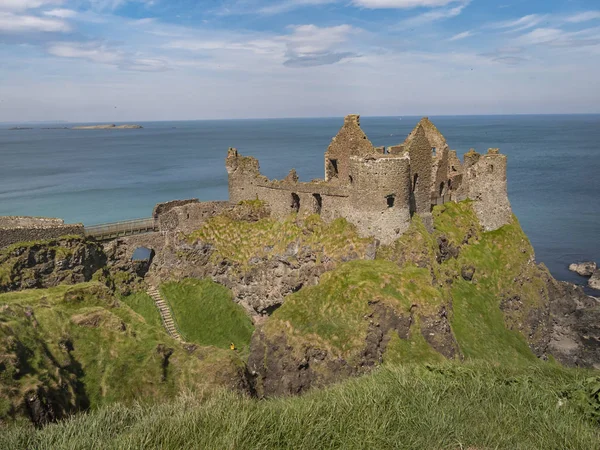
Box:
186;214;374;268
0;283;244;424
3;361;599;449
261;200;547;366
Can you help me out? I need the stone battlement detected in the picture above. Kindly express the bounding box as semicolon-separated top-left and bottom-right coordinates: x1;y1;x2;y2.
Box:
226;115;512;244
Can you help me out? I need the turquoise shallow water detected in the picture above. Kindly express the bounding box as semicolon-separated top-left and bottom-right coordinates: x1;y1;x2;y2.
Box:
1;115;599;288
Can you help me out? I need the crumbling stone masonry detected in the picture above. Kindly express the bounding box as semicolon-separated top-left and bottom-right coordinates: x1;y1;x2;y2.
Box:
0;217;85;249
226;115;512;244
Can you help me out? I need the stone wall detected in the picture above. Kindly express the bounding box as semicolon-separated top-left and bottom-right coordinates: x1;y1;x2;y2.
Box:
152;199;199;219
406;125;433;229
465;149;512;230
157;201;230;233
0;217;85;249
346;155;412;244
324;114;376;183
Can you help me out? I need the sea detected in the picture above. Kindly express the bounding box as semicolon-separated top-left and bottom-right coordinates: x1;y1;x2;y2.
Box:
1;115;599;289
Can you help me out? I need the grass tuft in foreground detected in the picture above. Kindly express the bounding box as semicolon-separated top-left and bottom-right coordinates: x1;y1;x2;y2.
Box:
2;361;599;449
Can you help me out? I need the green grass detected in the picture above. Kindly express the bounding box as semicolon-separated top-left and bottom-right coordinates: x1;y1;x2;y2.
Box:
160;279;254;354
0;283;245;423
263;259;445;361
120;292;162;328
3;361;599;449
186;214;373;269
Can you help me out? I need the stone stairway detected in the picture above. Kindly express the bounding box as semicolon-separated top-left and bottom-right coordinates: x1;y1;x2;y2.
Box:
147;286;184;342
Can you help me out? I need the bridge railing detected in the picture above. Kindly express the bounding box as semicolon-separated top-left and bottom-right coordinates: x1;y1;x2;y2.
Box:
84;217;158;239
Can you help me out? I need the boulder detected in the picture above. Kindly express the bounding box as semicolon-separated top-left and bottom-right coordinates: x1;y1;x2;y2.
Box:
569;261;596;277
589;270;600;290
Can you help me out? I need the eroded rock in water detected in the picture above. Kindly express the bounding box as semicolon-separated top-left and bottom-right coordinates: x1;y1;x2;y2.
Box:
568;261;596;277
589;270;600;290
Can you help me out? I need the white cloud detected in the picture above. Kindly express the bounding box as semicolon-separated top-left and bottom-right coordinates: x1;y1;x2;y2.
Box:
0;0;63;12
400;0;469;26
565;11;600;24
164;24;358;68
448;30;473;41
352;0;457;8
516;27;600;48
259;0;336;15
0;11;70;32
282;24;354;55
47;41;169;71
86;0;156;10
43;9;77;18
490;14;547;32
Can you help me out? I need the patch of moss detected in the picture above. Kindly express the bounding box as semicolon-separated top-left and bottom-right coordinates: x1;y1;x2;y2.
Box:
264;260;444;359
376;215;437;270
383;322;445;365
187;214;373;269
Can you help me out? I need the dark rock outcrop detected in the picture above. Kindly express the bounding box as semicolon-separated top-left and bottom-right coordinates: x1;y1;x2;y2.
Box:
547;278;600;369
0;237;106;293
247;300;459;398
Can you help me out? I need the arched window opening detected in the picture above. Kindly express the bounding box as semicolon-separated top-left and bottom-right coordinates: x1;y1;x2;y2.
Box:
349;175;353;184
488;164;494;174
448;179;452;189
312;193;322;214
439;182;445;196
432;147;437;157
386;194;395;208
412;173;419;193
291;193;300;213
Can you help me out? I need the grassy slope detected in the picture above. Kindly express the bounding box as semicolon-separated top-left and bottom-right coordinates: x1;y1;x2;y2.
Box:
3;362;599;449
160;279;254;354
264;260;444;361
120;292;162;329
261;201;540;366
186;214;373;268
0;283;243;423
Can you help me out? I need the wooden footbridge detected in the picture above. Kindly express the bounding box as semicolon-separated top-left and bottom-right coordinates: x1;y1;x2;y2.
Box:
84;217;158;240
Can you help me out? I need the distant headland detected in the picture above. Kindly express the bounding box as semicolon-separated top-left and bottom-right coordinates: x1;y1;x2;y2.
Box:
8;124;143;130
72;124;143;130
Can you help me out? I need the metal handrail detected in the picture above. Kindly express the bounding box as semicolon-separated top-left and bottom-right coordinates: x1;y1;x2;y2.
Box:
84;217;157;238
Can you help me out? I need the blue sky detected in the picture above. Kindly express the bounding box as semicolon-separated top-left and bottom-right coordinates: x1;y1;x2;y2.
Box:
1;0;599;121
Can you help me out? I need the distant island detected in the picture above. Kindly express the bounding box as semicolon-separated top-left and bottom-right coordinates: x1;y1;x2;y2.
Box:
72;124;143;130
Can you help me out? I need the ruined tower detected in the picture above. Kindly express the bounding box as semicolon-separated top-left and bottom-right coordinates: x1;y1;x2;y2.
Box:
225;114;512;244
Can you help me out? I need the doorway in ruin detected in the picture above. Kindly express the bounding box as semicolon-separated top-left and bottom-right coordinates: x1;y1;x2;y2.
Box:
291;193;300;213
327;158;339;179
409;173;419;216
312;193;322;214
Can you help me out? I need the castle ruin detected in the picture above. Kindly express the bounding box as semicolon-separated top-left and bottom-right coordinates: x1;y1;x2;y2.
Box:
226;114;512;244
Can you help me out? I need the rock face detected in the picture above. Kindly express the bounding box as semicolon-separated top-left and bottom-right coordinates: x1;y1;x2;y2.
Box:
0;237;107;293
569;261;597;277
589;270;600;290
547;278;600;368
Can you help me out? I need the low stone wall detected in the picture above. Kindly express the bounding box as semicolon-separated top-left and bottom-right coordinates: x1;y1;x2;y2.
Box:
0;216;65;228
158;201;231;233
152;199;199;219
0;221;85;249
